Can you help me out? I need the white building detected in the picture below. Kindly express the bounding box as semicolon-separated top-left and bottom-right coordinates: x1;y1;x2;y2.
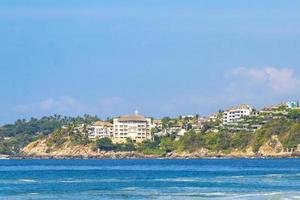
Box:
175;129;187;141
286;101;299;109
209;113;219;122
153;119;162;129
113;114;153;143
198;116;208;127
181;115;194;119
88;121;113;139
223;104;253;124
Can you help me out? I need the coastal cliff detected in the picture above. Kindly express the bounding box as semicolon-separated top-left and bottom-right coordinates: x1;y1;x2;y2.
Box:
21;135;297;159
22;138;148;159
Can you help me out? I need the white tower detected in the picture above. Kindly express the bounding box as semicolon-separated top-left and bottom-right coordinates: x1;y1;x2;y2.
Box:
134;109;139;115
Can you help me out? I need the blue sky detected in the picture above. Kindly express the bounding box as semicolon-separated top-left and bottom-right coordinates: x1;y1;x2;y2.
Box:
1;0;300;124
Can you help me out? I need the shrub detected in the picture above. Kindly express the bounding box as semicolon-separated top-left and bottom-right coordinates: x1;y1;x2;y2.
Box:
46;129;67;147
95;137;114;151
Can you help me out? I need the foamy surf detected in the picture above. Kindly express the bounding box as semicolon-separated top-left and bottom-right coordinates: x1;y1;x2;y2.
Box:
18;179;37;183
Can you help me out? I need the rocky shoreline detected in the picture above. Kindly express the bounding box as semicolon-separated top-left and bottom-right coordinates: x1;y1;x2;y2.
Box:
5;151;300;160
12;136;300;160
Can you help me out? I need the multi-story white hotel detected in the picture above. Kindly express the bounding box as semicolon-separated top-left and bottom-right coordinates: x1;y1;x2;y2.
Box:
88;121;113;139
113;114;152;143
223;104;253;124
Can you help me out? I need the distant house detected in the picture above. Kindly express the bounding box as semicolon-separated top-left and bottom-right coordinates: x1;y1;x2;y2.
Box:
88;121;113;139
198;116;208;126
181;115;194;119
223;104;253;125
154;130;167;137
175;129;187;141
208;113;219;122
262;105;279;112
74;124;85;133
260;103;289;116
153;119;162;129
286;101;299;109
168;124;182;134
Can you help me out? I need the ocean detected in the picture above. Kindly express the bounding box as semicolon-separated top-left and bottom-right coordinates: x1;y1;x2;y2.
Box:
0;159;300;199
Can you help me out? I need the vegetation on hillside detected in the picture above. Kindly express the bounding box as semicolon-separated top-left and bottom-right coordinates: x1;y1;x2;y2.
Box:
2;109;300;156
0;115;99;154
94;138;135;152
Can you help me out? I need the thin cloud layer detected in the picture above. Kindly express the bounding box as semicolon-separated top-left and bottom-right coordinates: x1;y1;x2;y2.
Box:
228;67;300;95
13;96;132;119
14;96;84;114
12;67;300;120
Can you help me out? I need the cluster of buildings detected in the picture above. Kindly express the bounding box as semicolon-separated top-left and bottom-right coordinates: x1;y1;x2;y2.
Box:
220;101;300;132
78;100;300;143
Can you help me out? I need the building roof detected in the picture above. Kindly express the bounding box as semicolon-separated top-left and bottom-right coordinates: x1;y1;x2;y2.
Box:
262;105;278;111
153;119;162;124
93;121;113;127
227;104;252;111
118;115;148;122
209;113;218;118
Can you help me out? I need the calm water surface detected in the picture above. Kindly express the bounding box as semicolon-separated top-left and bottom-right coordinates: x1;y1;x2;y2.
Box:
1;159;300;199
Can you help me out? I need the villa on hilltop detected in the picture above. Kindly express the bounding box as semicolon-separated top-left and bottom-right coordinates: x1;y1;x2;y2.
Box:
223;104;254;125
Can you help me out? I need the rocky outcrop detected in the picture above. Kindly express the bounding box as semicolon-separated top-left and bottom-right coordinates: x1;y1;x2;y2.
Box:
227;147;256;158
22;138;154;159
258;135;291;157
165;150;206;159
291;144;300;157
22;139;96;157
0;154;9;159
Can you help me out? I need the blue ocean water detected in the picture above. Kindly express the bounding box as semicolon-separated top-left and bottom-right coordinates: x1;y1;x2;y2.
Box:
0;159;300;199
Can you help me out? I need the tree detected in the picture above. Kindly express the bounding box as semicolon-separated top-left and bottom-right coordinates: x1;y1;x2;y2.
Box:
288;110;300;122
122;138;136;151
95;138;114;151
160;137;175;152
161;117;171;129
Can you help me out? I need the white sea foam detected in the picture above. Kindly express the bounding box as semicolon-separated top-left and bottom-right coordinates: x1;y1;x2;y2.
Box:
27;193;39;195
59;178;131;183
216;175;246;179
152;177;205;182
120;187;140;191
228;192;284;199
60;180;84;183
264;173;285;178
18;179;37;183
230;175;245;178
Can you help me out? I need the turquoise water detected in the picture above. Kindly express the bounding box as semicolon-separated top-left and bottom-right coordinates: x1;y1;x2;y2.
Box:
1;159;300;199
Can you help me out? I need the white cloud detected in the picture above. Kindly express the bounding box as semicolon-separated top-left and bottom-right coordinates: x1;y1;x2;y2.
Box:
168;68;300;115
94;96;137;117
11;67;300;119
97;96;124;107
13;96;130;119
39;97;83;111
14;96;84;114
228;67;300;95
39;99;55;110
14;105;32;113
